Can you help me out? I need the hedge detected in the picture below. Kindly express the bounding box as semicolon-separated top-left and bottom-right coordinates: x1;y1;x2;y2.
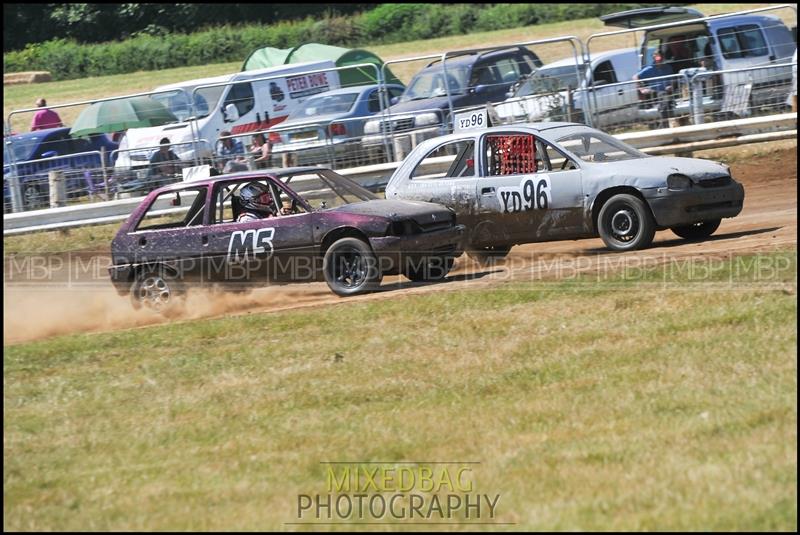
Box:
3;3;664;81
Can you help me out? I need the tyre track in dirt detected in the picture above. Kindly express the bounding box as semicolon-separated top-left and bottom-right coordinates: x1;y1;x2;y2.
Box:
4;148;796;345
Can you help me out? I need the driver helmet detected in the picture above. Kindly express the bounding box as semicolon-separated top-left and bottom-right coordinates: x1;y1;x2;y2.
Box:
239;182;275;216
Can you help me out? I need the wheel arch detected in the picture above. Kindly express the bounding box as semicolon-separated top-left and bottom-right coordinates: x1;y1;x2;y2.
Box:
320;226;371;255
131;261;181;280
590;186;650;234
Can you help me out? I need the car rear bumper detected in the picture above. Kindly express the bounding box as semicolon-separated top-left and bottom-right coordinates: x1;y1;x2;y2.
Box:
369;224;465;274
643;179;745;228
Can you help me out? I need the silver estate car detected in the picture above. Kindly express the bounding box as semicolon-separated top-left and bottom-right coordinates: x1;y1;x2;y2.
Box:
384;122;744;260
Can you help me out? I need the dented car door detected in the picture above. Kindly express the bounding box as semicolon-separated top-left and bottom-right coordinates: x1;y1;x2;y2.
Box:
476;132;584;244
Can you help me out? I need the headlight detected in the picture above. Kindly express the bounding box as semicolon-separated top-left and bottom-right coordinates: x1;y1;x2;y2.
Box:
414;112;440;127
388;219;421;236
364;120;381;134
667;173;692;190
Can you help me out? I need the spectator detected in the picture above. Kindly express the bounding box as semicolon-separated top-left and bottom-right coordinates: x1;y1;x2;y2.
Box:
634;51;674;93
30;98;64;131
634;52;675;128
216;130;245;171
250;132;272;169
148;137;182;187
664;36;694;73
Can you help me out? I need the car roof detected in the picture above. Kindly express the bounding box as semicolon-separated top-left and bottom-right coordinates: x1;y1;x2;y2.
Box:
705;13;782;28
155;61;333;90
418;122;591;145
422;46;531;70
10;126;70;141
303;83;403;98
542;48;639;70
152;166;332;192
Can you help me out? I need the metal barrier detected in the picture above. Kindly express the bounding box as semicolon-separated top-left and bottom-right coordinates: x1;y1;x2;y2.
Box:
2;149;110;212
689;62;796;124
5;86;193;213
4;112;795;236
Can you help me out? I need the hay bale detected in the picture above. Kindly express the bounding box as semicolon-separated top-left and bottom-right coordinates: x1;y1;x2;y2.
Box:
3;71;53;85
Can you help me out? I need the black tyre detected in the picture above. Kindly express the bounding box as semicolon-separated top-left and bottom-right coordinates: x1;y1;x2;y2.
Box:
130;266;184;313
404;256;455;282
23;184;44;209
671;219;721;241
323;237;382;297
597;194;656;251
467;245;511;266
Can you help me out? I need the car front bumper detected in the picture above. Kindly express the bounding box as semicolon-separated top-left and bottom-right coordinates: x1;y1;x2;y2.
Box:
643;179;745;228
369;224;465;274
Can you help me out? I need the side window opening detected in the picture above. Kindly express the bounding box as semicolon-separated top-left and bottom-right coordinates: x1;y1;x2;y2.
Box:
135;187;207;231
411;139;475;180
225;82;255;116
485;134;537;176
213;180;306;224
593;60;617;85
367;91;381;113
470;62;500;88
541;140;579;171
718;25;769;59
494;58;523;84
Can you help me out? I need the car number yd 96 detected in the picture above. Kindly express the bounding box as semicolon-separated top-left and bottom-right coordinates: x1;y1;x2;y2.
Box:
454;109;487;132
498;176;551;213
458;113;483;129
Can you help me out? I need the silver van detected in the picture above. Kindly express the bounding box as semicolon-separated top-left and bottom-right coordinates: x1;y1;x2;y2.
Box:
494;47;651;129
601;6;796;116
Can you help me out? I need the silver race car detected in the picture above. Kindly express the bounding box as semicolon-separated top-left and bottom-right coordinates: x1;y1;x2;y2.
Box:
385;122;744;260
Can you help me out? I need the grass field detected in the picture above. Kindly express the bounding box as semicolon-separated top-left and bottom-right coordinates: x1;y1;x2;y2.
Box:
3;3;790;131
4;251;797;530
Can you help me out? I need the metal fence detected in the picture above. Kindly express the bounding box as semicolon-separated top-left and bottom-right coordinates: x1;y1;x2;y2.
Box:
4;4;796;215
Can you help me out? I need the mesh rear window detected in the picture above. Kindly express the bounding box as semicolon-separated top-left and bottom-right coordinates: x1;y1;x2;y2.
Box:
486;135;536;175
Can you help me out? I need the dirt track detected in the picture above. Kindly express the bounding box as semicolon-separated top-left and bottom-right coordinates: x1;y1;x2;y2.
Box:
4;148;796;345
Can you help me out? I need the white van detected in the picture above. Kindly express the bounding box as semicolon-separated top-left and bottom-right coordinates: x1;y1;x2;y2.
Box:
115;60;339;170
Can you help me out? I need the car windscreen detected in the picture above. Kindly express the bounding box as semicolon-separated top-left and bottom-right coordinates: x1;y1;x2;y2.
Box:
399;65;470;102
556;130;648;162
515;66;580;97
152;86;224;121
288;93;359;120
4;135;41;162
281;169;376;210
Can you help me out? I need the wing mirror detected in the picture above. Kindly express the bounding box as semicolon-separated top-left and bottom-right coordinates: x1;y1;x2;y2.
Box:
390;96;399;106
223;103;240;123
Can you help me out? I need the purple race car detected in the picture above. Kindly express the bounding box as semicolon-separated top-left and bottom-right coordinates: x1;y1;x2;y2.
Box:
109;167;464;309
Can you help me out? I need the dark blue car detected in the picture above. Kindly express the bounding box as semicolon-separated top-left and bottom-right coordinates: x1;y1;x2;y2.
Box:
3;127;119;211
361;46;543;156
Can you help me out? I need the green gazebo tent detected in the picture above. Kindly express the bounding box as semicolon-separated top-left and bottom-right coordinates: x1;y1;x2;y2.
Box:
242;43;404;88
